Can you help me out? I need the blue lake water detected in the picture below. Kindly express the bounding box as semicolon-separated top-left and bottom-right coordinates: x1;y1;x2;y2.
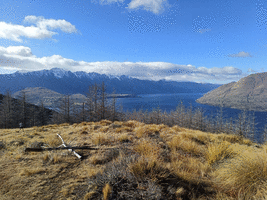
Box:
115;93;267;144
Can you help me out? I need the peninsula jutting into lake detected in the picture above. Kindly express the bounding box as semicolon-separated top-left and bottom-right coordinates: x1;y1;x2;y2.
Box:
196;72;267;112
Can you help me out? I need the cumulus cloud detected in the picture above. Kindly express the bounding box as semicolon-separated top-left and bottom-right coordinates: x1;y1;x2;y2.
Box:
127;0;168;14
0;16;77;42
0;45;245;83
228;51;252;58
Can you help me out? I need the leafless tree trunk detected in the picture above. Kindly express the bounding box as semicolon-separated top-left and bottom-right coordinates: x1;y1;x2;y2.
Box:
59;95;74;124
0;90;14;128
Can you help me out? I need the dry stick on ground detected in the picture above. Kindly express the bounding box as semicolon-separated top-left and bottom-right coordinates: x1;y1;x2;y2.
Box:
57;133;82;159
24;134;99;159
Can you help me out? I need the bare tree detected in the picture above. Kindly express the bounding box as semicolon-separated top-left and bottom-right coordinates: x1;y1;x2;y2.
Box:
109;88;117;122
87;83;100;121
59;95;74;124
0;90;14;128
100;81;107;120
17;91;31;127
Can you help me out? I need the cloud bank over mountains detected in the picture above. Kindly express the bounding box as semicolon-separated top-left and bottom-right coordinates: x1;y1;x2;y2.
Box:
0;16;77;42
0;45;244;83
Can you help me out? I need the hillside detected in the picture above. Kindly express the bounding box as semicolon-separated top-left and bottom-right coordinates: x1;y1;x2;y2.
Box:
12;87;86;110
196;72;267;111
12;87;139;110
0;93;53;128
0;68;221;95
0;120;267;199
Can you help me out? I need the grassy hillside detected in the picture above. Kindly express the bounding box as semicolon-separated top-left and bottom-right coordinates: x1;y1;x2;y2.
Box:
0;120;267;199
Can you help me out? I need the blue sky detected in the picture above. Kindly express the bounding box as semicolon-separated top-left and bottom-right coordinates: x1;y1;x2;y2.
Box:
0;0;266;84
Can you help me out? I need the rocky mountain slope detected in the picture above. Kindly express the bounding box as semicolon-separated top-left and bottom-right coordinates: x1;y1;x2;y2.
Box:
0;68;221;95
196;72;267;111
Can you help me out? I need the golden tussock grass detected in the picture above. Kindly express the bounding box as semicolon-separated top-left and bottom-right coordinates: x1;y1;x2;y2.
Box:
176;187;186;199
212;150;267;199
117;133;130;143
134;139;159;158
80;126;89;134
0;119;265;200
42;153;50;162
205;141;237;166
216;133;244;144
113;121;123;125
102;183;112;200
91;133;112;145
84;191;96;200
114;126;132;133
20;167;46;176
171;125;186;132
129;156;169;180
134;124;161;137
98;126;110;133
123;120;142;128
99;119;112;126
171;155;211;182
168;135;206;156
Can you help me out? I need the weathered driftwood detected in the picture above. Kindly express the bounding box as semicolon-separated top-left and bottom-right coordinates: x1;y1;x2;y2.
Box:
57;134;82;159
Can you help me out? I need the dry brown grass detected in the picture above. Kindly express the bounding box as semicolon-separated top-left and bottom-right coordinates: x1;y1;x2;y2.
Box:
168;134;207;156
117;133;130;143
134;124;161;137
205;141;237;166
20;167;46;176
0;119;265;200
102;183;112;200
212;150;267;199
134;139;160;158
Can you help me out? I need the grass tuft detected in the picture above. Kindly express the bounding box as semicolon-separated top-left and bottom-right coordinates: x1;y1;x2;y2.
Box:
212;150;267;199
103;183;112;200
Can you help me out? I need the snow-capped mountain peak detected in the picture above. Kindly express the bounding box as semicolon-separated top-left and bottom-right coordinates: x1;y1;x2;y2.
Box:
50;68;69;78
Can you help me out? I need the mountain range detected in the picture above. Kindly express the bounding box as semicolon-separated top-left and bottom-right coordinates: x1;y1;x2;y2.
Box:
0;68;221;95
196;72;267;111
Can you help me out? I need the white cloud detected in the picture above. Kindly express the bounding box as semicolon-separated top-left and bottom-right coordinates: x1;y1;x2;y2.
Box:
24;16;77;33
228;51;252;58
0;45;245;83
0;16;77;42
127;0;168;14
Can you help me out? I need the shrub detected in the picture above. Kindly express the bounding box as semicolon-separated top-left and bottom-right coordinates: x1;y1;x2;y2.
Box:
88;154;163;200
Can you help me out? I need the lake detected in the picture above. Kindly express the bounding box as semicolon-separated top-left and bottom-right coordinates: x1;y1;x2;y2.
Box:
115;93;267;144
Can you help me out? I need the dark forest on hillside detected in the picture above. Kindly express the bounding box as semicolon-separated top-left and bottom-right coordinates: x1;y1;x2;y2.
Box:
0;92;53;129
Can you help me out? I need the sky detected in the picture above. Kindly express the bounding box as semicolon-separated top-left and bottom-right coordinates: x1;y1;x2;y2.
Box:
0;0;266;84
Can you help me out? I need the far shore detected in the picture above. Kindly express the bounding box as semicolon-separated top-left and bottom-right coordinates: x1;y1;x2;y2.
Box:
106;94;141;98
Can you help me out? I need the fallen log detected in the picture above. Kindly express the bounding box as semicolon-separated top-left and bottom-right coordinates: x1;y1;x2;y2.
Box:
24;146;99;152
25;134;98;159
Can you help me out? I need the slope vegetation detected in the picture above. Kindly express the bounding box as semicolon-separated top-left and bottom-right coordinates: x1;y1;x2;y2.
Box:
0;120;266;199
